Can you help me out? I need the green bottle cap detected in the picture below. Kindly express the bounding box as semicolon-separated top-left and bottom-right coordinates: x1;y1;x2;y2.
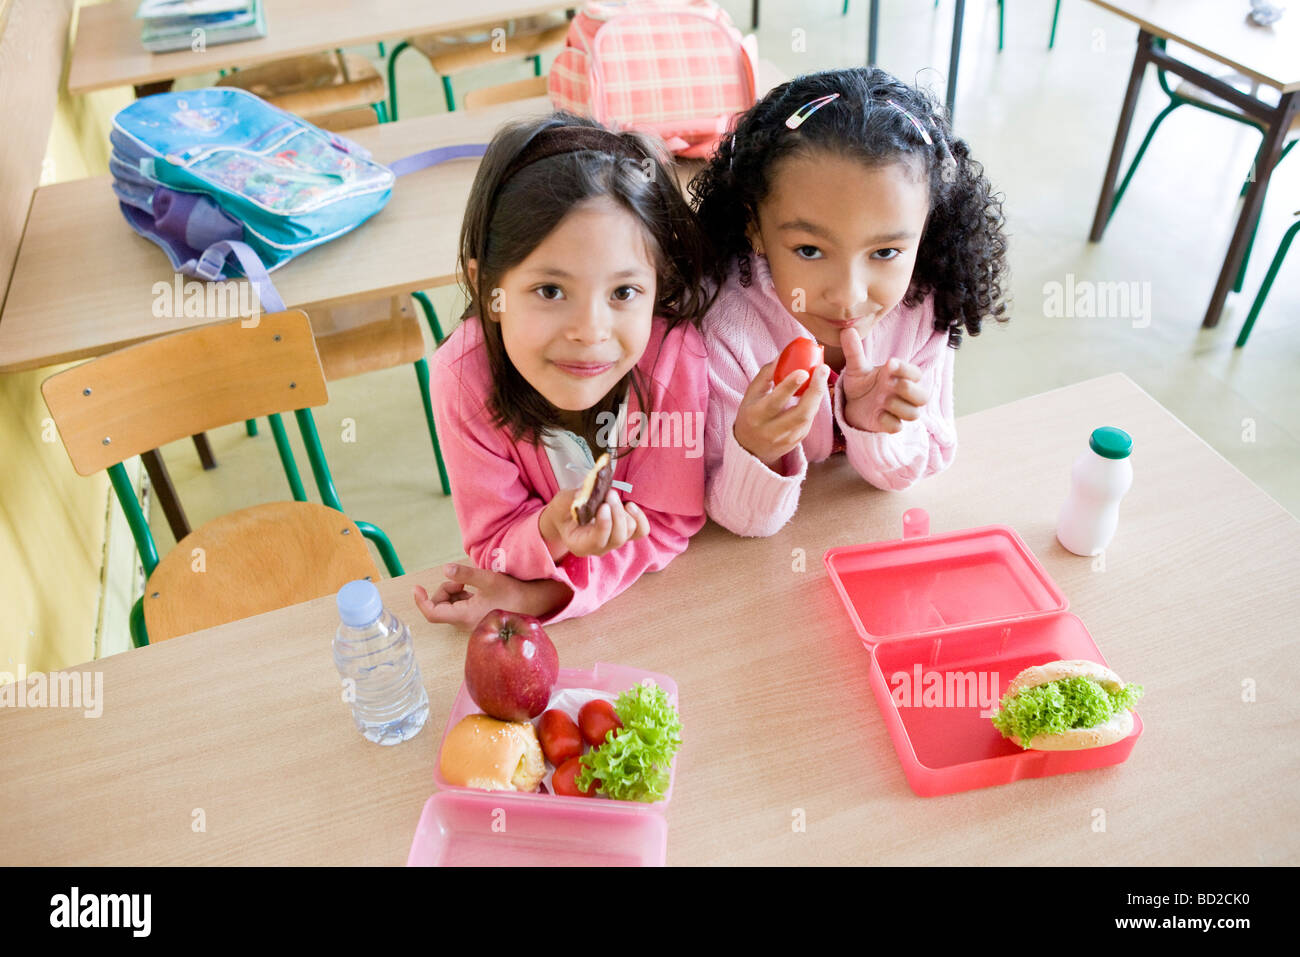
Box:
1089;427;1132;459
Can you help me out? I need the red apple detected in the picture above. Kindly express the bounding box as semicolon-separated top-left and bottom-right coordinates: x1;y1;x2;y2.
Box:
464;609;559;721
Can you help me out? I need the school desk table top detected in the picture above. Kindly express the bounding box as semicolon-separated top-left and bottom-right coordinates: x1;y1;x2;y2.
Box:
67;0;573;96
2;373;1296;866
1085;0;1300;92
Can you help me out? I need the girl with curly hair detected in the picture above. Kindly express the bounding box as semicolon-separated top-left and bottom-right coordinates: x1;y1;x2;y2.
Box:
691;67;1009;537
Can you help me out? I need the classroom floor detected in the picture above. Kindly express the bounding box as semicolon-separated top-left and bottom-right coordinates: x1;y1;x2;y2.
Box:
142;1;1300;619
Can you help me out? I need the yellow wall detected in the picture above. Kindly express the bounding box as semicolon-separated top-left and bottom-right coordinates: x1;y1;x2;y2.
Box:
1;0;132;673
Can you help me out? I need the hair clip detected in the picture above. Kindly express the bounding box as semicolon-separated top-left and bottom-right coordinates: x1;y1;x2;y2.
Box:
785;93;840;130
884;99;933;146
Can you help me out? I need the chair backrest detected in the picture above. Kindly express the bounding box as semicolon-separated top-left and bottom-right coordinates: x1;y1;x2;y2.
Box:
42;310;327;476
463;75;549;111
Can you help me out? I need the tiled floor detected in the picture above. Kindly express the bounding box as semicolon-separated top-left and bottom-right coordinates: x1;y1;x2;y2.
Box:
146;0;1300;593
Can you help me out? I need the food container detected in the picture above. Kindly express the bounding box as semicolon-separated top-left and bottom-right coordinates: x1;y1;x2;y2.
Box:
824;508;1142;797
407;662;678;866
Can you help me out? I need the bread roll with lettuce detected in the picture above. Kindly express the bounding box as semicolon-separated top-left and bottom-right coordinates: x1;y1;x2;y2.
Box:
991;659;1143;750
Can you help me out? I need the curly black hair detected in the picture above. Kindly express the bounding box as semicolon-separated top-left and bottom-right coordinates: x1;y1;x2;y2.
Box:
689;68;1008;348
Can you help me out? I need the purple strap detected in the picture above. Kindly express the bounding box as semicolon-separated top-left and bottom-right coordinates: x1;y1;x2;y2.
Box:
191;240;286;314
388;143;487;177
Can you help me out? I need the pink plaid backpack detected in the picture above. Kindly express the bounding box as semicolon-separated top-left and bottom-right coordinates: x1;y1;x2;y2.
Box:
548;0;759;159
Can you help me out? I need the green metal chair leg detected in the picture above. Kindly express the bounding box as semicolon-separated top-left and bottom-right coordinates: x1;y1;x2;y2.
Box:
1049;0;1061;49
411;290;445;345
130;595;150;648
442;75;456;113
386;40;410;122
843;0;849;15
268;412;308;502
378;41;386;58
532;54;542;76
245;419;258;437
356;520;405;577
415;357;451;496
1232;140;1296;291
1109;100;1182;222
372;100;390;124
998;0;1004;52
1236;216;1299;348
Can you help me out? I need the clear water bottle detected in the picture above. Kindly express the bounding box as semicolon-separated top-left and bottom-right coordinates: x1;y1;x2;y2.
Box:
1056;427;1134;557
333;580;429;745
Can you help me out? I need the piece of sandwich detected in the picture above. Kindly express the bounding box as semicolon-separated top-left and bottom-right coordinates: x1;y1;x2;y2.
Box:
439;713;546;791
990;659;1143;750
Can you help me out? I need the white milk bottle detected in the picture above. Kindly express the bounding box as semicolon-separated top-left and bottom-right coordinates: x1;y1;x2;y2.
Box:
1056;427;1133;557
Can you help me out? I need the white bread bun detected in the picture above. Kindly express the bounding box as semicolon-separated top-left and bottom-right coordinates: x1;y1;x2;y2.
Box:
1006;659;1125;697
440;713;546;792
1005;659;1134;751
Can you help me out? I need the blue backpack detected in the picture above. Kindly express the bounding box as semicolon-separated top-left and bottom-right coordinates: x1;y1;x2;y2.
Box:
111;87;484;310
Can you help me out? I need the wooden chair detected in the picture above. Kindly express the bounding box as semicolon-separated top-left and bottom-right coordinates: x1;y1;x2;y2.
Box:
386;13;570;120
461;74;549;111
41;311;404;647
218;50;391;124
226;97;452;495
304;292;451;495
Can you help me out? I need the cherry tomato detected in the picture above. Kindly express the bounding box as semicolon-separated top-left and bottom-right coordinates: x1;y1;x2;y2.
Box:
578;699;623;748
773;337;825;397
537;709;583;768
552;756;600;797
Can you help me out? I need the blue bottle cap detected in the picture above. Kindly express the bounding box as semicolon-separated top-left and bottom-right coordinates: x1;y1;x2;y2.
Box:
1089;427;1132;460
336;579;383;627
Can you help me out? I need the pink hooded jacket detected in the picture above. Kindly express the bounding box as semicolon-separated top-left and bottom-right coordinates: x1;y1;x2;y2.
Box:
431;315;709;622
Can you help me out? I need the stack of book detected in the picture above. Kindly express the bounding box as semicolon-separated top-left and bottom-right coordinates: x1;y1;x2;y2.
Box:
137;0;268;53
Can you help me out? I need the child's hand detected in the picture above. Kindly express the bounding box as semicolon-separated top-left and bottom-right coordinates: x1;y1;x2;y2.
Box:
733;358;831;469
539;486;650;560
839;329;930;434
413;564;572;629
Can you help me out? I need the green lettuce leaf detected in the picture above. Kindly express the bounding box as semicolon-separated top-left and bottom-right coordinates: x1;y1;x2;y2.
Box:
991;675;1143;749
576;682;682;802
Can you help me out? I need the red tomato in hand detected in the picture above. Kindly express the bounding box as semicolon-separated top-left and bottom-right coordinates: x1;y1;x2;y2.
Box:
578;699;623;748
774;337;825;397
552;756;599;797
537;709;583;768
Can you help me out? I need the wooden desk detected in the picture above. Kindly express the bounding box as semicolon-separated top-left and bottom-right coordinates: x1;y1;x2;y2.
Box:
1084;0;1300;330
0;96;553;374
68;0;571;96
3;374;1296;866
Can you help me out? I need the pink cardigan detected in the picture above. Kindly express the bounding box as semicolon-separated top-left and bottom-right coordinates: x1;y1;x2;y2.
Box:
704;254;958;537
431;315;709;622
